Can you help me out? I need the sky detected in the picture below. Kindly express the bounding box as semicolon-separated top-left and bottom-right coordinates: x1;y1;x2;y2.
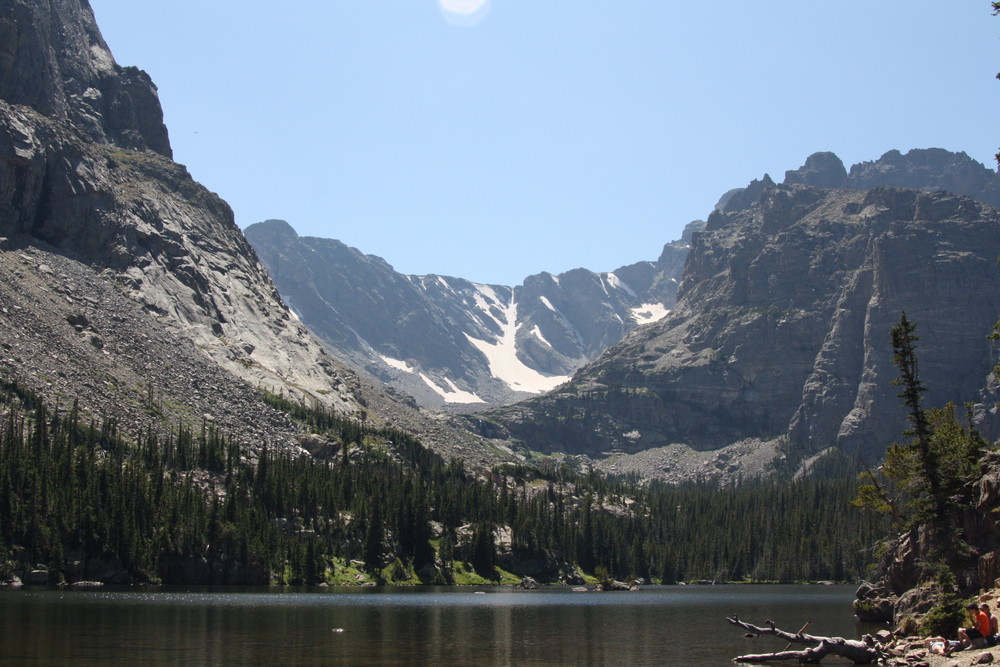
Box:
88;1;999;286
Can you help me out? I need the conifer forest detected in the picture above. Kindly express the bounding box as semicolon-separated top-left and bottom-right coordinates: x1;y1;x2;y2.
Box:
0;376;882;587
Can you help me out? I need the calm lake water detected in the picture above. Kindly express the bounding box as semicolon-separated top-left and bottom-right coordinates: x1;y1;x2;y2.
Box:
0;584;878;666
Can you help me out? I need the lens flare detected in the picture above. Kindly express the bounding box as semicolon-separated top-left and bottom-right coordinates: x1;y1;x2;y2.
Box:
437;0;491;27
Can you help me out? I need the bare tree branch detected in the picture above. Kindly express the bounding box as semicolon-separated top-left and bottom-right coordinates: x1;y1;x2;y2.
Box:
726;616;883;664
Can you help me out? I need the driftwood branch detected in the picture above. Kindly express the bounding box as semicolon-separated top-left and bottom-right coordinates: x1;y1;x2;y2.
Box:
726;616;883;664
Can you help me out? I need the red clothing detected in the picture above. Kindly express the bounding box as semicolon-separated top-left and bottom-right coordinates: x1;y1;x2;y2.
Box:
975;610;991;637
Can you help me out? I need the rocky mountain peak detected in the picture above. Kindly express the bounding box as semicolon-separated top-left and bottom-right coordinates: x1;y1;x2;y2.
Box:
1;0;361;423
246;218;682;410
783;151;848;188
0;0;171;156
779;148;1000;207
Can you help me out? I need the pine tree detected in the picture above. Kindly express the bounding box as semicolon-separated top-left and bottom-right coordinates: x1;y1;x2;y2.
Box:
889;312;947;525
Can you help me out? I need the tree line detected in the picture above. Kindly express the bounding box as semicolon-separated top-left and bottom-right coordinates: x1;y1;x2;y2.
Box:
0;376;883;586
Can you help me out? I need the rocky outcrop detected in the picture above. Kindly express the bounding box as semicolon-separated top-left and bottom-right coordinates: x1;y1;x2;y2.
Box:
484;182;1000;476
1;0;359;415
847;148;1000;208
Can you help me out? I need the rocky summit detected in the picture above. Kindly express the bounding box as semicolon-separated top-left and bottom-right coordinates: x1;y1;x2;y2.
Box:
784;148;1000;208
482;171;1000;482
0;0;501;467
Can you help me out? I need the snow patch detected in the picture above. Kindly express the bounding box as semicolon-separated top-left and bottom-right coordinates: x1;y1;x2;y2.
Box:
630;303;670;326
379;354;415;373
596;275;610;297
472;284;506;328
539;295;556;311
419;373;485;404
530;325;552;348
466;296;570;393
605;272;637;297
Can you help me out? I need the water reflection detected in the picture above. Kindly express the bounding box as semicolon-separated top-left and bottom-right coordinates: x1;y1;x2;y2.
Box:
0;585;874;666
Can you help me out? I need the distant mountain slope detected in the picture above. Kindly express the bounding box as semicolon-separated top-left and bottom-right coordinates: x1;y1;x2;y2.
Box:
482;178;1000;481
0;0;501;465
245;219;703;409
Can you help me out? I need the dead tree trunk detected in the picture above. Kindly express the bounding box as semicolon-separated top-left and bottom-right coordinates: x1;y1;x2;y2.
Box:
726;616;884;664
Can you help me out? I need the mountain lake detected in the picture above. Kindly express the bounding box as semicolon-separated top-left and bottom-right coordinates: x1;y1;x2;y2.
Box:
0;583;879;665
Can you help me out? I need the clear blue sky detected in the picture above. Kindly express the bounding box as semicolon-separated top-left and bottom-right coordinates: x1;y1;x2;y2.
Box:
89;1;999;286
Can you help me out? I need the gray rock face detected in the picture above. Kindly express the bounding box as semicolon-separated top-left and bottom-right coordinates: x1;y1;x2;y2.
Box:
486;182;1000;474
783;151;848;189
847;148;1000;207
0;0;170;157
0;106;362;417
246;219;701;409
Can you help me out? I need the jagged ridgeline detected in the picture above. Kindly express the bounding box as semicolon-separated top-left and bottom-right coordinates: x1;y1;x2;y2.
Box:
0;378;881;585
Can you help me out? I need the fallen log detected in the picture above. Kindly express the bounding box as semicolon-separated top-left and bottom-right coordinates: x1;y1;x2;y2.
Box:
726;616;884;664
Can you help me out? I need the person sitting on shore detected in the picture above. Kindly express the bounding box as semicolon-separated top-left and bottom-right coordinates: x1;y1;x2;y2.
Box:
983;602;999;647
958;602;992;648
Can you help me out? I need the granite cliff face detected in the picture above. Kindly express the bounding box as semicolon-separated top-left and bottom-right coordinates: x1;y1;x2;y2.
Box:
0;0;500;465
245;219;703;410
485;178;1000;480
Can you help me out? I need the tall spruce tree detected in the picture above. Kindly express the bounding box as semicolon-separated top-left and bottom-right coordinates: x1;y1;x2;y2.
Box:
855;312;986;576
889;312;947;526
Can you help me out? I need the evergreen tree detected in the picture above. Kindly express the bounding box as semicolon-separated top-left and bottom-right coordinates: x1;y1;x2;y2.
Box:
855;312;991;592
889;312;947;525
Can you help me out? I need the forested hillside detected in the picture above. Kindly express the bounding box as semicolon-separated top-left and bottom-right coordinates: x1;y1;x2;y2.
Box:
0;378;881;586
